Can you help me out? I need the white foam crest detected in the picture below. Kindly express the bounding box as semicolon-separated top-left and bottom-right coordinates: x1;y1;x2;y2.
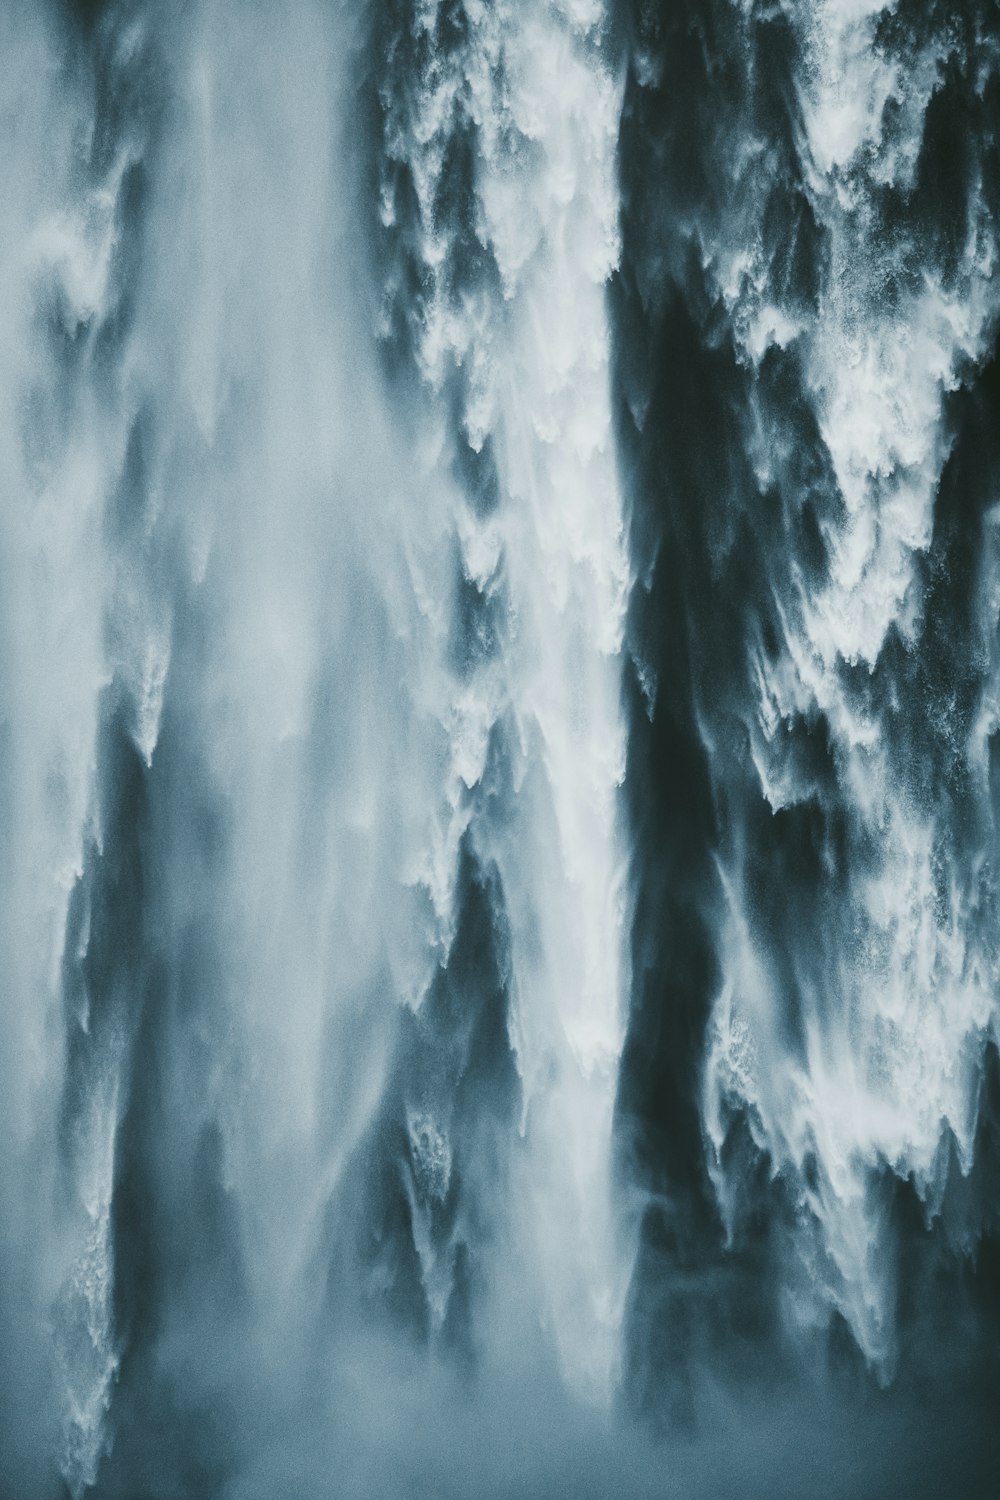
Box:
706;793;998;1368
796;0;901;178
804;267;994;670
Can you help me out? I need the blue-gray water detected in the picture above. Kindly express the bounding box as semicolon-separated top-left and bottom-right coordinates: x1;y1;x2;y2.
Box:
0;2;998;1496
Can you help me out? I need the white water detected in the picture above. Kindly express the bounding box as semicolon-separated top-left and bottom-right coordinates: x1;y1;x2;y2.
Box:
0;2;631;1490
4;0;997;1491
0;9;131;1487
705;0;1000;1374
379;0;631;1398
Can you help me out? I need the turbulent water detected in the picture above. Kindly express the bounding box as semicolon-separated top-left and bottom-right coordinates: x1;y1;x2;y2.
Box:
0;1;998;1496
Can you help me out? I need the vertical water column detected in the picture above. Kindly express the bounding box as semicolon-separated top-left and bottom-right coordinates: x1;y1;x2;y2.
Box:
1;3;480;1491
478;0;630;1400
378;0;631;1397
0;9;153;1493
701;0;1000;1371
91;0;472;1438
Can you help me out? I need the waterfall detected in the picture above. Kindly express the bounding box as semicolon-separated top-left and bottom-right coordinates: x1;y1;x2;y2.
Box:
0;1;998;1496
375;0;630;1396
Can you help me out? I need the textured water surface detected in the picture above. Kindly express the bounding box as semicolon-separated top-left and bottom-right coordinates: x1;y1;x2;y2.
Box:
0;2;998;1496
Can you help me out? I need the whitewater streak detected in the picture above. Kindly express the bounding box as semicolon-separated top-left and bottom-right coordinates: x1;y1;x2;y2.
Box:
1;0;1000;1497
700;0;1000;1374
377;0;630;1394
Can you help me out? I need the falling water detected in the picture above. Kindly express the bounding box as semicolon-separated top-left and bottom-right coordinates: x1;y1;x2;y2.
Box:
1;1;999;1496
375;0;630;1395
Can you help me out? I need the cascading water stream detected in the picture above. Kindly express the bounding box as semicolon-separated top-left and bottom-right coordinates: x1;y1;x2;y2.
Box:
376;0;631;1396
697;0;1000;1373
1;1;999;1497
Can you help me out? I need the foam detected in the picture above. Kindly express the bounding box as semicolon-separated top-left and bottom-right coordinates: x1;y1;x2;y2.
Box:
703;0;1000;1371
382;0;631;1399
